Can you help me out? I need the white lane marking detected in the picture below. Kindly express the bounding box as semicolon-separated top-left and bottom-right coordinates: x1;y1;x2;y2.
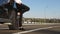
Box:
13;26;60;34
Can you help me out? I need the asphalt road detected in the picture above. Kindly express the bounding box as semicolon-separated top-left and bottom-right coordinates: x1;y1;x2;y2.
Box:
23;27;60;34
0;24;60;34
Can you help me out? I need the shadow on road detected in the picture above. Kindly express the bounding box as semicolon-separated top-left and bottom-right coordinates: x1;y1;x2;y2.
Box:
0;29;22;34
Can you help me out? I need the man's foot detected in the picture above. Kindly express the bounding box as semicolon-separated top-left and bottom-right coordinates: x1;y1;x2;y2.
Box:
19;27;25;31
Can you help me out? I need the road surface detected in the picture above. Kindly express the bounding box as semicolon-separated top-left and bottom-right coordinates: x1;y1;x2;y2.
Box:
0;23;60;34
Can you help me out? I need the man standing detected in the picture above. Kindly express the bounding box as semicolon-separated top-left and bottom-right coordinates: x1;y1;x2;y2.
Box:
9;0;30;29
14;0;30;29
0;0;30;30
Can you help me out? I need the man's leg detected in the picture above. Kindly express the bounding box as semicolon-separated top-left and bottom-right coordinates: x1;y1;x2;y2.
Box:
16;3;30;29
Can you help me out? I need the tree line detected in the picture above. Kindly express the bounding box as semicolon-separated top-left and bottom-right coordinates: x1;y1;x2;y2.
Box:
22;18;60;23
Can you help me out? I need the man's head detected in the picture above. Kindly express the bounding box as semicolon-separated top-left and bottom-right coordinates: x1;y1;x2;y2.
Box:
15;0;22;4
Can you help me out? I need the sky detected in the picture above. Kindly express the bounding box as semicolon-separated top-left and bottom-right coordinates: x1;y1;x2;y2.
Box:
22;0;60;19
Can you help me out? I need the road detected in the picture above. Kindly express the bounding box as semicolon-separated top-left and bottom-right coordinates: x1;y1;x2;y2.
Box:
22;27;60;34
0;23;60;34
23;29;60;34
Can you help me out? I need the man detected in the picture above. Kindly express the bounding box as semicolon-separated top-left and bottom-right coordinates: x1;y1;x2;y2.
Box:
14;0;30;28
0;0;30;29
